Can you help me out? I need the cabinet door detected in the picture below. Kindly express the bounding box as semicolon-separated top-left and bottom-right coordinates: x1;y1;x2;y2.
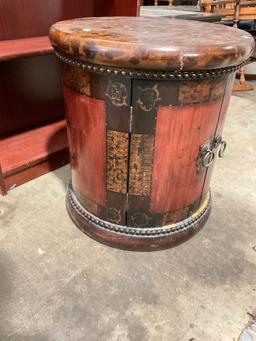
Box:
63;66;132;226
127;76;228;227
65;68;233;228
127;79;179;227
200;73;236;203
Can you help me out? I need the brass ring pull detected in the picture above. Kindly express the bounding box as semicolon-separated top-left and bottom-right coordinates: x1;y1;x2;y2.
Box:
218;140;227;158
202;149;215;168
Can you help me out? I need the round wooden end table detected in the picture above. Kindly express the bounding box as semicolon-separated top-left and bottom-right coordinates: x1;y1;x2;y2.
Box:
49;17;254;251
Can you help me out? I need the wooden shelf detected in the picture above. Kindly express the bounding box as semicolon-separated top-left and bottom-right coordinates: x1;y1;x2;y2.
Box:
0;0;138;195
0;36;53;62
0;120;69;194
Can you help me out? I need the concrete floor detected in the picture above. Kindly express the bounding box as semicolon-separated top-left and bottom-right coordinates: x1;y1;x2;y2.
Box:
1;87;256;341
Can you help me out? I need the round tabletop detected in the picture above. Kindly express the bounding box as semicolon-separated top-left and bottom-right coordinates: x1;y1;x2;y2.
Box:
49;17;255;71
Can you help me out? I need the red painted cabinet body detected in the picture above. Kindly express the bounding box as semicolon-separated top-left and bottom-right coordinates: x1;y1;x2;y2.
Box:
63;67;233;237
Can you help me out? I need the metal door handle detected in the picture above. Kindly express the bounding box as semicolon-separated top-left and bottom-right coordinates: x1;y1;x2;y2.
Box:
202;149;215;167
197;136;227;173
218;140;227;158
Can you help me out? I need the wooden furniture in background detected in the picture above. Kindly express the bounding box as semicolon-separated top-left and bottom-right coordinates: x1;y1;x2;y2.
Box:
154;0;173;5
232;0;256;90
200;0;256;21
140;0;173;6
0;0;139;195
200;0;256;91
140;5;223;21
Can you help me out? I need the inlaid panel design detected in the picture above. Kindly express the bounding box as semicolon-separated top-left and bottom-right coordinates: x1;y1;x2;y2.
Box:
178;79;211;104
102;75;131;133
106;80;128;107
130;212;152;227
62;63;91;96
104;207;122;224
75;183;128;226
127;80;162;227
129;134;154;196
127;195;163;228
106;130;129;194
104;191;127;225
86;72;131;132
163;207;189;225
210;76;226;100
132;80;179;134
136;84;161;112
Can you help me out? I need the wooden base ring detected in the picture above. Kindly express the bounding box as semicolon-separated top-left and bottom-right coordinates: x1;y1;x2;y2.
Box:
66;185;212;251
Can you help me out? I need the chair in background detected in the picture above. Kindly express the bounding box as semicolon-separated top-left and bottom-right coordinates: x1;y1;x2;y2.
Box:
154;0;173;4
200;0;256;91
140;0;173;5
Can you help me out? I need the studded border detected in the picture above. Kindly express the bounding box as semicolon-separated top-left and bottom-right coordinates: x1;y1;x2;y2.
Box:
67;185;211;237
55;50;244;81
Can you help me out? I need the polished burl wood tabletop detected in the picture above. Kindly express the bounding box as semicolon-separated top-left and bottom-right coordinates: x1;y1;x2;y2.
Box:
49;17;255;71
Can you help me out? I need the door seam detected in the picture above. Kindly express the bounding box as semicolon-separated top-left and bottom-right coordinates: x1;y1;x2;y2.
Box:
125;79;134;225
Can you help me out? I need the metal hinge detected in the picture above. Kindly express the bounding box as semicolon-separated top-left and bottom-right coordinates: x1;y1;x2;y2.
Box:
196;135;227;173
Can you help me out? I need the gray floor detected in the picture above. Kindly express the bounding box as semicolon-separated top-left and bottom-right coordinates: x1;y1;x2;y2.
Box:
1;87;256;341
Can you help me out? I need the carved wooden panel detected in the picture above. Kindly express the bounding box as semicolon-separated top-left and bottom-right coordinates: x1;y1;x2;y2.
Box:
106;130;129;194
129;134;154;196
